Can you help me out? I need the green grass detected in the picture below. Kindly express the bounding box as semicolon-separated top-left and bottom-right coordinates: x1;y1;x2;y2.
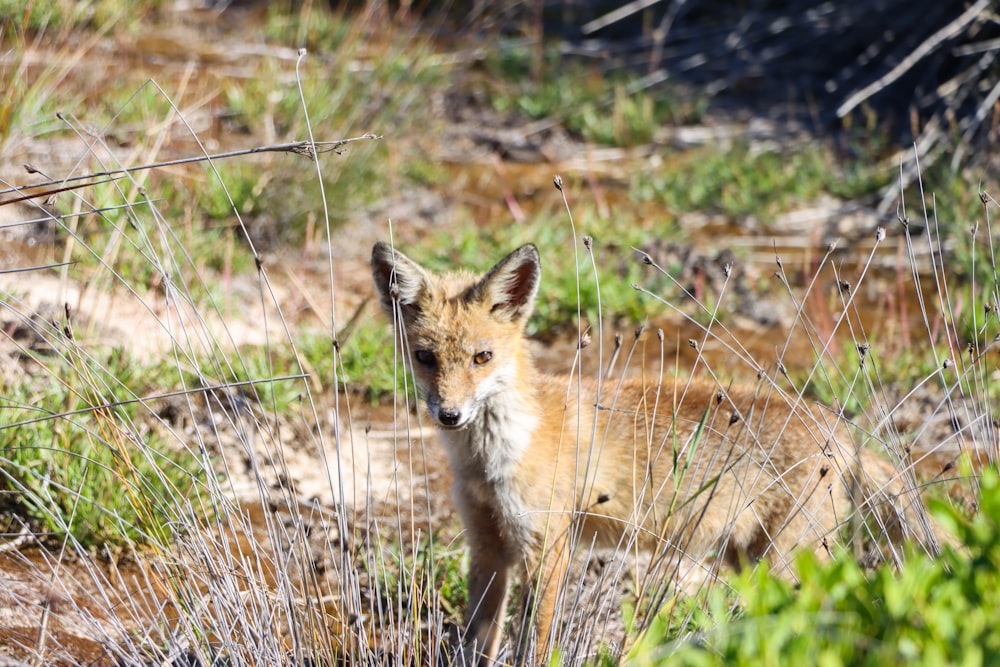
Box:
419;204;681;335
630;141;890;222
231;323;406;406
364;524;468;624
484;42;704;147
0;344;209;547
0;0;156;32
0;309;396;550
332;321;409;402
2;0;451;281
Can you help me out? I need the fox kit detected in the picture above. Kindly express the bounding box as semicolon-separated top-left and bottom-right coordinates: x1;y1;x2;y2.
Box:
371;242;931;666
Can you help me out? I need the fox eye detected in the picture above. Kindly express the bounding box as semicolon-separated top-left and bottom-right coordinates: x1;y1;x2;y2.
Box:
413;349;436;366
473;350;493;365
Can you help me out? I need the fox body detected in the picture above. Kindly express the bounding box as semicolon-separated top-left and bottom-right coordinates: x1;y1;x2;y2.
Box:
371;242;926;666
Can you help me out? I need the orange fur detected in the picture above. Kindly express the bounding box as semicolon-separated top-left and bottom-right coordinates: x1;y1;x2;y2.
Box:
371;242;933;666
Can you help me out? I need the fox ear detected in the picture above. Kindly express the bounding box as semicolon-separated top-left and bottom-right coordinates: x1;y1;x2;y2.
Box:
371;242;431;322
475;244;541;324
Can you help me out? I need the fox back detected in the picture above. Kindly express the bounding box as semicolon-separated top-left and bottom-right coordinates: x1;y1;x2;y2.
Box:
371;241;932;666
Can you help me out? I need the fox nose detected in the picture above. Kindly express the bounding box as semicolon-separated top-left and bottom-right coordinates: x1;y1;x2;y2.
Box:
438;408;461;427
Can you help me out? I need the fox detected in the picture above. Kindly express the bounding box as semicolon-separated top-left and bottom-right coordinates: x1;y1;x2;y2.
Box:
370;241;935;666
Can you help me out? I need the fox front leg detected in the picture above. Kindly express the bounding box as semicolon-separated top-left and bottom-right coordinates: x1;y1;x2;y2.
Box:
514;536;571;667
463;539;515;666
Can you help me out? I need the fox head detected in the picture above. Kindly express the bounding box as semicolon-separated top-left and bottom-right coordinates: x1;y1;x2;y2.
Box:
371;242;541;429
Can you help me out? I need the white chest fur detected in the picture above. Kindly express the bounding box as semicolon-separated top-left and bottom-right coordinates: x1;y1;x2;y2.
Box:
439;388;540;548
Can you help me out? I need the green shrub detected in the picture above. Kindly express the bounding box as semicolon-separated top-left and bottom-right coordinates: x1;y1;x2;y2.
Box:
628;468;1000;666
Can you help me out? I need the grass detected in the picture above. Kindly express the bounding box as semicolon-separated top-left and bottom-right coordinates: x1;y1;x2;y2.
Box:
420;202;682;335
630;141;892;221
0;2;997;666
484;42;706;147
0;0;159;32
0;339;209;547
